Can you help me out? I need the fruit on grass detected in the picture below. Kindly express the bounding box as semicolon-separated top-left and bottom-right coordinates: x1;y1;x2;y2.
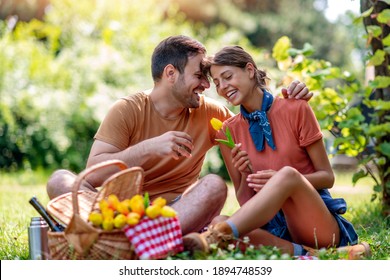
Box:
161;205;177;218
145;205;161;219
113;214;127;229
88;212;103;227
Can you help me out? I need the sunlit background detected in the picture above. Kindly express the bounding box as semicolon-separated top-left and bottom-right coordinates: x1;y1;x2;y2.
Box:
0;0;370;174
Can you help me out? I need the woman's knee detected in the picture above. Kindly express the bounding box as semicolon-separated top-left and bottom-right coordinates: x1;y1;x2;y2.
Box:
278;166;300;178
277;166;304;184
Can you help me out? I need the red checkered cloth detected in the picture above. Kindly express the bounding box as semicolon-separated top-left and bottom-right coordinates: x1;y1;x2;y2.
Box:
294;255;319;260
123;216;183;260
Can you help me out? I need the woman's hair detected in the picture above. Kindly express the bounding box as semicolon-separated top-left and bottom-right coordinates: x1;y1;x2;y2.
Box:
205;46;269;89
151;35;206;82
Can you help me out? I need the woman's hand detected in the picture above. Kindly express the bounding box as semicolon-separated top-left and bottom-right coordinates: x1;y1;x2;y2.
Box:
231;143;253;173
247;169;277;192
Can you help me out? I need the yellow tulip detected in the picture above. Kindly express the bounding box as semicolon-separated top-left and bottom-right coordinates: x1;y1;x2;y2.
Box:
117;201;130;215
210;117;223;131
99;199;109;211
210;118;235;149
88;212;103;227
126;212;141;226
161;205;177;218
130;199;145;216
145;205;161;219
152;197;166;208
113;214;127;229
102;217;114;231
130;194;143;204
102;208;114;219
107;194;120;210
122;199;132;208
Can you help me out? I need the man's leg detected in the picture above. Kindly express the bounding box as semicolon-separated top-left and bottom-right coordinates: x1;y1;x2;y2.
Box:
171;174;228;235
46;169;97;199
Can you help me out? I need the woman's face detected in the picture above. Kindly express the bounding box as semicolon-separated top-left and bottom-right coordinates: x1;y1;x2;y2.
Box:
210;64;254;106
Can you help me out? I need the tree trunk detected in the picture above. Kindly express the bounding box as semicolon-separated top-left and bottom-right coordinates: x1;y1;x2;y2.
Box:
360;0;390;216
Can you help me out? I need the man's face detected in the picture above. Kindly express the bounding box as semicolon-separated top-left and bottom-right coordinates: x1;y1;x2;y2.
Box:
172;54;210;109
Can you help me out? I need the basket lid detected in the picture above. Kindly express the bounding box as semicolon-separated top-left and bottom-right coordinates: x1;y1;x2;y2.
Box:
47;190;97;225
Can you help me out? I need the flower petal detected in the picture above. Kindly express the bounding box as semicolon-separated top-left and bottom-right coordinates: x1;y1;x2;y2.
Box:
210;118;223;131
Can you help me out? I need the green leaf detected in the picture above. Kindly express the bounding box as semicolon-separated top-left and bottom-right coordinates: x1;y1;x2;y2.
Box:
364;99;390;110
368;123;390;137
352;169;367;186
225;127;235;146
377;142;390;157
368;75;390;88
272;36;291;61
216;139;235;148
367;49;386;66
377;9;390;24
143;192;150;208
301;43;315;56
383;34;390;46
361;6;374;18
366;25;382;38
373;184;382;193
288;43;315;57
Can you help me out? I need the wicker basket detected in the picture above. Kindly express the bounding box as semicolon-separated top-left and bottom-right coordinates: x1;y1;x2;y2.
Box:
47;160;143;260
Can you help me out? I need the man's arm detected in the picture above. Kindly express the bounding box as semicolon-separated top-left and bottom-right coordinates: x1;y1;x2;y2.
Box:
86;131;194;187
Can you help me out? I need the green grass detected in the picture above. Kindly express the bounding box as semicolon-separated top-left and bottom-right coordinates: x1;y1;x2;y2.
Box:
0;170;389;260
0;170;49;260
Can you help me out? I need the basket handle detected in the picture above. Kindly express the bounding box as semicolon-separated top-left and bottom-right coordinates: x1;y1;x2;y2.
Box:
71;160;128;215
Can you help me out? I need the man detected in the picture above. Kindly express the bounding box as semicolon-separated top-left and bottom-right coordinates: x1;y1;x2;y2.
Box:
47;35;312;235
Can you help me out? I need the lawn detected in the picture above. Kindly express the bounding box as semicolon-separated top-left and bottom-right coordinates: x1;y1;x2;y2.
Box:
0;170;389;260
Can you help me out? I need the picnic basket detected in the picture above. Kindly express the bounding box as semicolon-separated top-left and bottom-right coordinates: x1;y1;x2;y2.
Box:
47;160;143;260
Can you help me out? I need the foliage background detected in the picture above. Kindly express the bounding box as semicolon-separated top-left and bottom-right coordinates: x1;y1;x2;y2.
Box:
0;0;362;172
0;0;389;261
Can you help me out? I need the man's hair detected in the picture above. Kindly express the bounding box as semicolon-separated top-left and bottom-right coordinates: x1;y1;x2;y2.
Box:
151;35;206;82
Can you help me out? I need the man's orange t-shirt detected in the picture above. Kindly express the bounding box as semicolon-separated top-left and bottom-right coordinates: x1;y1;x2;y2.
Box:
220;97;323;174
94;92;232;202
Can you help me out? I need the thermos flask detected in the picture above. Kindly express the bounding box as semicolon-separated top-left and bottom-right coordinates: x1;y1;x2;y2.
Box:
28;217;50;260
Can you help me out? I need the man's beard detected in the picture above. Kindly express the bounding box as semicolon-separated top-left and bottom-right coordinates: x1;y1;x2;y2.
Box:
172;77;200;109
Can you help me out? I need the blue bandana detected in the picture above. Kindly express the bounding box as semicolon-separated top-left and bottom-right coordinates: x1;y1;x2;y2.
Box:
240;90;276;151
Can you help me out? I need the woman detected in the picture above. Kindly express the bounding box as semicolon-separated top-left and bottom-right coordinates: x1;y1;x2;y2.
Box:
183;46;370;259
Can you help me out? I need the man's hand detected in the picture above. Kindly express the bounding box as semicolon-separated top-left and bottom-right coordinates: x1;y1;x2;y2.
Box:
281;80;313;101
146;131;193;160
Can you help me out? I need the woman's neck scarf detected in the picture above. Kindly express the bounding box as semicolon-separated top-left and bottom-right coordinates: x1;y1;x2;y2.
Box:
240;90;276;151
